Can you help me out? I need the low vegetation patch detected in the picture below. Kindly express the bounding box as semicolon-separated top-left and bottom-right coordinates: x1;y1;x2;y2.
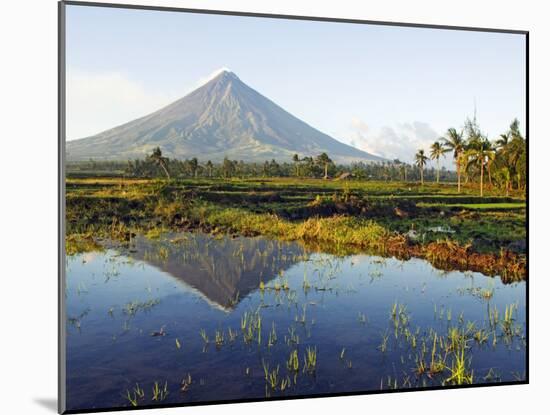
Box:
65;177;526;281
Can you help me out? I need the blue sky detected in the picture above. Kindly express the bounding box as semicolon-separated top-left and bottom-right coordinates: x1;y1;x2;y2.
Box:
66;4;526;166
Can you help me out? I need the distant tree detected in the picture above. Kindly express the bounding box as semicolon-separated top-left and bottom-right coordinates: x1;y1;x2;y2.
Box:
507;119;526;190
442;128;465;192
415;149;429;185
88;158;98;171
465;137;495;197
205;160;214;178
222;157;235;178
237;160;246;178
496;132;510;148
494;128;513;194
124;160;134;176
149;147;170;179
189;157;199;178
429;141;446;184
292;154;300;177
301;156;315;177
316;152;333;179
494;166;512;197
269;159;281;176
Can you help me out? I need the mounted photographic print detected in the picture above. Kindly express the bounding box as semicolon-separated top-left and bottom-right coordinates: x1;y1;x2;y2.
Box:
59;1;528;413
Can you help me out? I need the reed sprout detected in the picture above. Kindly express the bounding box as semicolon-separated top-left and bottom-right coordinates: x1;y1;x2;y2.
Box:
285;326;300;345
151;381;169;401
287;349;300;372
303;346;317;373
445;347;473;385
125;390;139;407
379;331;389;353
501;303;517;336
268;323;277;347
227;327;237;342
199;329;209;344
180;373;192;392
280;376;291;392
215;329;225;347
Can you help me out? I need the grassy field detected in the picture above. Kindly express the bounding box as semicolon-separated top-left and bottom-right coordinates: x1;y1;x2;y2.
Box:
65;177;526;281
417;202;525;210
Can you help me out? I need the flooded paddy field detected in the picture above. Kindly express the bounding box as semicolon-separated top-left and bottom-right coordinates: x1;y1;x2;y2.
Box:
65;232;526;411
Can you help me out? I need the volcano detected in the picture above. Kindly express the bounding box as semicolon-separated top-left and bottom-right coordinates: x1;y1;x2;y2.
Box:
66;70;383;164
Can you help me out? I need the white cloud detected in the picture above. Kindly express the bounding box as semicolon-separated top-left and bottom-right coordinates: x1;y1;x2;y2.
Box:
350;117;369;133
349;118;453;168
66;68;179;140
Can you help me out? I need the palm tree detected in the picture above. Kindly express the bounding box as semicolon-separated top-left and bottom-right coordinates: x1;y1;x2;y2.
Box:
465;137;495;197
415;149;429;185
494;127;514;191
496;132;510;149
149;147;170;179
187;157;199;178
442;128;465;192
222;157;234;178
205;160;213;178
507;119;526;190
429;141;445;183
494;166;512;196
509;118;521;140
316;152;333;179
292;154;300;177
302;156;315;177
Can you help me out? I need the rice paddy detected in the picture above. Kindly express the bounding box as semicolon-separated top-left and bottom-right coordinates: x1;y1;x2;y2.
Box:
65;177;526;280
64;232;526;410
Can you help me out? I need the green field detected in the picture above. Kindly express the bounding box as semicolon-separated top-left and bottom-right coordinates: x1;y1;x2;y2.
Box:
417;202;526;210
65;177;526;280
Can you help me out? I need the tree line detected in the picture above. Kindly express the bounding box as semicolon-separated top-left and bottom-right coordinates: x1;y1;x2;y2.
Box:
112;150;455;183
414;118;526;195
68;151;455;182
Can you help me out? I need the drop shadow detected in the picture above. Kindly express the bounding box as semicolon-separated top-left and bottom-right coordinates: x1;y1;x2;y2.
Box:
34;398;57;413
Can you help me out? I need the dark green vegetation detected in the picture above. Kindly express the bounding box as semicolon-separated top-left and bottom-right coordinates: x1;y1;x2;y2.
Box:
66;154;457;183
66;176;526;281
434;118;526;197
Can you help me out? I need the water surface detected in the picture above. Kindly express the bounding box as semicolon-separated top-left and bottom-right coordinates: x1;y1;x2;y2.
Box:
66;233;526;411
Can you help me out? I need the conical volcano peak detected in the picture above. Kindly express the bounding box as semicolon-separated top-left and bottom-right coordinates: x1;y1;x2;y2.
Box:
67;69;385;164
210;69;240;83
221;69;238;78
